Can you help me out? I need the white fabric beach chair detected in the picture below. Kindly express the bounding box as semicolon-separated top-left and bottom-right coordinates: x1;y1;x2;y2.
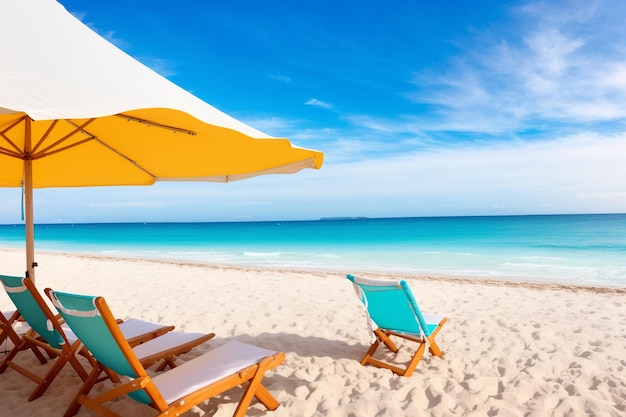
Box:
48;288;285;417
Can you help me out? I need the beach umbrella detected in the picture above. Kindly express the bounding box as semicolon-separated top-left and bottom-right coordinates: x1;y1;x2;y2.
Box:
0;0;323;281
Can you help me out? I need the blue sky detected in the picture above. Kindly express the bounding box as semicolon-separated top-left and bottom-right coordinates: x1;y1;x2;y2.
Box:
2;0;626;223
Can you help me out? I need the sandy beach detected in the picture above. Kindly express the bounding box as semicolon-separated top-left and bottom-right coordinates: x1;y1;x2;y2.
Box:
0;249;624;417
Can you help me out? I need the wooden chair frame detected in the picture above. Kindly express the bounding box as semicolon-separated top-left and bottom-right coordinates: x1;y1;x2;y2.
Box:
347;274;447;377
361;320;446;377
1;309;49;363
0;276;93;401
0;274;215;401
1;310;23;350
48;291;284;417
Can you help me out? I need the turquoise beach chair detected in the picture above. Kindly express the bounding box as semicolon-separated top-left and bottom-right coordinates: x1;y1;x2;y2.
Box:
47;288;285;417
0;274;214;401
0;274;98;400
346;274;447;376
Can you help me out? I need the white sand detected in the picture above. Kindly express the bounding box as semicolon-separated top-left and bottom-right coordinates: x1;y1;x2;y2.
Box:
0;249;625;417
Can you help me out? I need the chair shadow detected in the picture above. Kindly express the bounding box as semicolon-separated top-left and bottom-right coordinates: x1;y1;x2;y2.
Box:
233;332;366;361
0;332;371;417
188;332;370;416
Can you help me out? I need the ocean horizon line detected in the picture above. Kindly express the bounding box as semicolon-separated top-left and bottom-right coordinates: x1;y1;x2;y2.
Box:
1;211;625;227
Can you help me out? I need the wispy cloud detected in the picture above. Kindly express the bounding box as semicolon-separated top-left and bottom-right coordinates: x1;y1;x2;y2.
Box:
85;201;183;209
70;11;176;77
305;98;333;109
266;73;293;83
299;132;626;216
240;116;296;137
69;11;87;22
136;56;178;78
405;0;626;136
4;131;623;223
71;11;130;50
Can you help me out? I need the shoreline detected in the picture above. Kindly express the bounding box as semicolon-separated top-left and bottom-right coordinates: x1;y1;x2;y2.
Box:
0;249;625;416
2;247;625;294
1;213;625;288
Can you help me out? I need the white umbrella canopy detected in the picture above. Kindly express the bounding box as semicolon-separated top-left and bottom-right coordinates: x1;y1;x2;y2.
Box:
0;0;324;280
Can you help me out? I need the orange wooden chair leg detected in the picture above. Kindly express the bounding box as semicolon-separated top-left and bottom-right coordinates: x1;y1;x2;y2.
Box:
402;342;426;377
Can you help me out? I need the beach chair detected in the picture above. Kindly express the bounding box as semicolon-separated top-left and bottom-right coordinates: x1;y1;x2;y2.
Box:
1;310;21;346
1;308;49;363
0;275;214;401
1;309;23;351
47;288;286;417
346;274;447;376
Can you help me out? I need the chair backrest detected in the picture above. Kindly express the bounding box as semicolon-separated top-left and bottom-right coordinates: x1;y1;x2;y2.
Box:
346;274;432;336
0;275;65;349
46;289;152;405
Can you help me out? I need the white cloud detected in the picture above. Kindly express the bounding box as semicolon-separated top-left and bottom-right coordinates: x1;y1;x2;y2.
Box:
84;201;186;209
405;0;626;133
576;191;626;201
72;12;129;51
305;98;332;109
298;132;626;217
0;132;622;223
137;56;177;78
70;10;175;78
266;73;293;83
240;116;295;136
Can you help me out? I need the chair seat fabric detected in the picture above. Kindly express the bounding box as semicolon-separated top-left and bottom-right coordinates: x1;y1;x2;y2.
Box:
62;318;170;345
154;340;277;404
131;331;209;360
2;310;16;320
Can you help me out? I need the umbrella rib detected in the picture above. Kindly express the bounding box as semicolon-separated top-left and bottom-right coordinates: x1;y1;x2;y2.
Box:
115;113;196;136
33;137;97;159
93;137;158;180
0;115;28;156
0;147;24;159
31;119;59;154
62;121;158;180
33;118;97;157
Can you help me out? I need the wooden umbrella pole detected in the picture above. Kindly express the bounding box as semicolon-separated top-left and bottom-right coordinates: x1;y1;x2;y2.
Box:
24;118;36;281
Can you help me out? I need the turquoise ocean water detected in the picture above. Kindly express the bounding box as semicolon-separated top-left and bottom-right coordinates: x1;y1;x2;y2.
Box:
0;214;624;287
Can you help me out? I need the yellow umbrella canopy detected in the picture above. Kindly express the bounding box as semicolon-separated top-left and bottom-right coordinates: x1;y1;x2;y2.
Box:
0;110;323;187
0;0;323;280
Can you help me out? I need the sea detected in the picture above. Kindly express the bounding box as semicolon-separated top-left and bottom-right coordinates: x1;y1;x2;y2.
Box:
0;214;624;288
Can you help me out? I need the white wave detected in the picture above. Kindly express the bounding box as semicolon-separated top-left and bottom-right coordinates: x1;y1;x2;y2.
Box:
243;251;282;257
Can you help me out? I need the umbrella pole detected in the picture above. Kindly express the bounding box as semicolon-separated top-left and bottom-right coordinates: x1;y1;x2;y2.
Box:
24;118;36;281
24;161;35;281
